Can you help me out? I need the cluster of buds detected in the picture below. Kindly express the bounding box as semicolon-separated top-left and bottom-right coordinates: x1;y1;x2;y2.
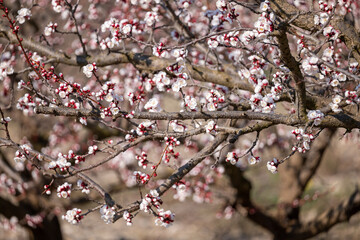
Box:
136;151;148;169
57;182;72;198
133;171;150;184
55;82;80;99
88;145;98;155
100;102;121;118
135;121;156;136
249;93;275;113
163;137;180;163
318;0;335;13
64;99;80;109
16;93;38;116
123;211;133;226
14;144;31;164
127;89;145;105
95;81;116;102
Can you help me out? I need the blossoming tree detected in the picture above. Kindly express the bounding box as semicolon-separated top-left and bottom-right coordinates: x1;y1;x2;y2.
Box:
0;0;360;239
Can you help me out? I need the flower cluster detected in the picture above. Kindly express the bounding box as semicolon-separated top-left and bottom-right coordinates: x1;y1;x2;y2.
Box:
0;61;14;81
82;63;97;78
204;90;224;111
184;95;197;110
248;156;261;165
344;90;358;104
52;0;63;13
205;120;217;134
44;22;57;36
135;121;156;136
155;209;175;228
152;42;168;58
144;11;159;26
291;128;315;153
172;73;188;92
170;120;186;132
16;8;31;24
139;192;163;213
100;205;116;224
307;110;324;126
267;158;279;174
163;136;180;163
62;208;83;225
226;151;240;165
77;180;90;194
13;144;31;164
133;171;150;184
57;182;72;198
172;48;188;62
55;82;81;99
152;71;171;91
329;95;342;113
144;98;159;112
88;145;98;155
48;153;72;171
136;151;148;169
123;211;133;226
25;214;43;228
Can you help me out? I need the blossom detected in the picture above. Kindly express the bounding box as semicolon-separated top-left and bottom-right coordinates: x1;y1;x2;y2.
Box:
155;209;175;228
205;120;217;133
248;156;260;165
77;180;90;194
216;0;226;11
44;22;57;36
267;158;279;174
16;8;31;24
57;182;72;198
184;96;197;110
100;205;115;224
82;63;97;78
307;110;324;125
62;208;83;224
144;98;159;111
144;11;159;26
226;151;239;165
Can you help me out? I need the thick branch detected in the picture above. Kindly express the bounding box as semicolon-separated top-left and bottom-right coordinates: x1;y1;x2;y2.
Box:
285;187;360;240
35;106;360;130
